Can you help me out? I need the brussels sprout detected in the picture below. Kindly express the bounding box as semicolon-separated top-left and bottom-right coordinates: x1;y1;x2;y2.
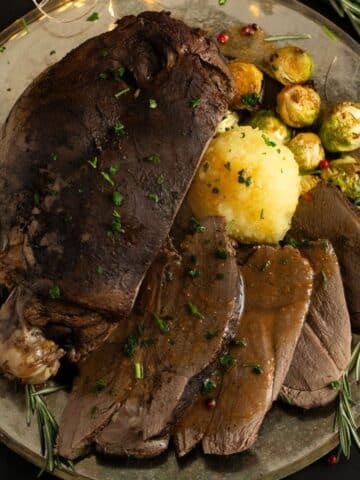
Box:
300;175;320;196
248;110;291;144
277;85;321;128
216;110;240;135
319;102;360;153
321;155;360;204
269;46;314;85
288;132;325;170
228;61;264;110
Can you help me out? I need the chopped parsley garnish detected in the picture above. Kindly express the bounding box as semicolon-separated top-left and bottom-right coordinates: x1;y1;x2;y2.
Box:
49;286;61;299
238;169;252;187
114;87;130;98
94;380;106;393
243;363;264;375
144;153;161;164
205;331;218;341
215;272;225;280
88;157;98;169
134;362;144;380
191;217;205;233
101;49;109;57
202;378;217;393
111;215;124;234
114;121;125;136
49;49;56;55
96;266;104;275
284;237;298;248
224;162;231;171
112;191;123;206
231;338;247;348
218;0;227;5
299;168;322;176
137;324;145;336
123;335;138;358
190;254;198;263
271;64;279;71
321;270;328;288
157;174;165;185
109;165;119;176
149;99;158;109
187;302;204;319
261;133;277;147
321;239;330;252
220;354;236;369
33;192;40;206
190;97;201;108
0;45;6;53
98;72;108;80
90;406;98;418
86;12;99;22
51;152;58;161
153;312;170;334
114;67;125;78
203;162;209;172
188;268;200;279
165;270;173;282
101;171;114;186
260;208;264;220
329;380;341;390
241;93;260;107
215;249;228;260
212;187;220;194
148;193;159;203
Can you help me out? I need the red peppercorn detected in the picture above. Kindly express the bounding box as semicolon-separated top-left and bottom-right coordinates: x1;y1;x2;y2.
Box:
217;32;229;44
319;159;330;169
241;23;259;36
206;398;216;409
326;454;337;465
302;191;313;202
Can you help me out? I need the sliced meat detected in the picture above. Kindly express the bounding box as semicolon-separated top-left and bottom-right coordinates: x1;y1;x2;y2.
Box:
280;240;352;409
0;11;234;317
175;246;313;456
58;217;244;460
290;182;360;330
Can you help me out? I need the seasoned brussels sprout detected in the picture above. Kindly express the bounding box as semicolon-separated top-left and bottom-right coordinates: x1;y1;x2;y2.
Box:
321;155;360;204
216;110;240;135
228;61;264;110
248;110;291;144
277;85;321;128
319;102;360;153
288;132;325;170
269;46;314;85
300;175;320;196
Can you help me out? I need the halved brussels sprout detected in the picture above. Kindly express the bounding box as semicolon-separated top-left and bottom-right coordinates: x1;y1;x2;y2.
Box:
277;85;321;128
320;102;360;153
248;110;291;144
228;61;264;110
288;132;325;170
269;46;313;85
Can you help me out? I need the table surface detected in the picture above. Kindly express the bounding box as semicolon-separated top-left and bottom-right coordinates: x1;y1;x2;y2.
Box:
0;1;359;479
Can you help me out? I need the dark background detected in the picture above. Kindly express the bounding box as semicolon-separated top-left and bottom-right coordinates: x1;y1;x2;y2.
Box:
0;0;359;479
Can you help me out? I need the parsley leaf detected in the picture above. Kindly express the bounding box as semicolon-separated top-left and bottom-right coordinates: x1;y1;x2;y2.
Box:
86;12;99;22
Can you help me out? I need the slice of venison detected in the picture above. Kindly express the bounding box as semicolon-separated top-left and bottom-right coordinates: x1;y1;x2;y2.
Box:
280;240;352;409
175;246;314;456
290;182;360;330
58;217;244;460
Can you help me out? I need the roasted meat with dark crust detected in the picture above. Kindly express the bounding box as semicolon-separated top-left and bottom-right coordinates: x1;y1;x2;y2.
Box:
0;12;235;382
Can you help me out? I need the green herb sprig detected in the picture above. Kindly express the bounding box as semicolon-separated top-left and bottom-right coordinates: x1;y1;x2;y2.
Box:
335;342;360;459
25;385;73;475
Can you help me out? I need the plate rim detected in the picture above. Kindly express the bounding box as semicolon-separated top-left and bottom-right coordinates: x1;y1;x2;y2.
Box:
0;1;358;479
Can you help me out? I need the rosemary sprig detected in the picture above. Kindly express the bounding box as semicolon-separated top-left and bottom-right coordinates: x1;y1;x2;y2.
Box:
25;385;73;476
335;342;360;459
329;0;360;36
265;34;312;42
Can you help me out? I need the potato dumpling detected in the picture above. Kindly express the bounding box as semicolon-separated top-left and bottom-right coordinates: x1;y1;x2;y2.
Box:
188;126;300;244
228;61;264;110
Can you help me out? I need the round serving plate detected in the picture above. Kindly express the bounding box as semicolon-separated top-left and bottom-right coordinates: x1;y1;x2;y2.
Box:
0;1;359;479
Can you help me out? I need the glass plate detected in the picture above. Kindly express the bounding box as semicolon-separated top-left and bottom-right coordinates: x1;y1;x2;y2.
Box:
0;2;359;480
